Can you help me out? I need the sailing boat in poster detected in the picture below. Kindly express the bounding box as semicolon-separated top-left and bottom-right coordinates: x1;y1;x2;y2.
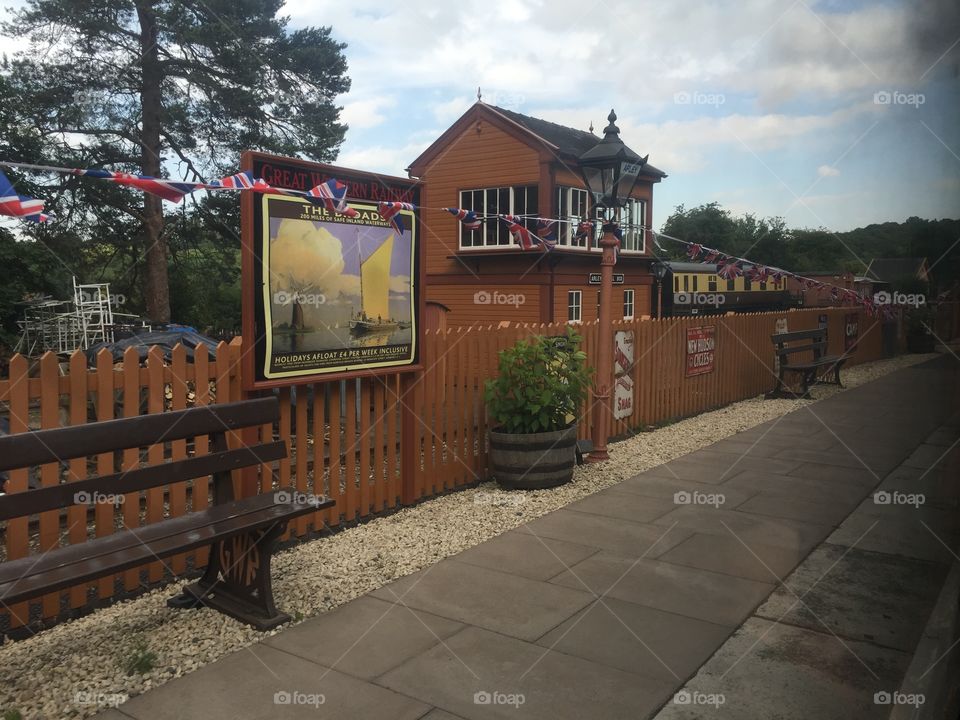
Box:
350;234;401;335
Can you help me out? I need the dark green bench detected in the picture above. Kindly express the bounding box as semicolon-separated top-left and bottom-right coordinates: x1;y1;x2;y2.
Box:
769;328;846;398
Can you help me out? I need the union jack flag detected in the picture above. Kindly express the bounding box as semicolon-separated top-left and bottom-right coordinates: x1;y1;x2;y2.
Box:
378;201;415;235
536;219;557;243
717;260;742;280
686;243;703;261
443;207;482;231
207;171;255;190
0;169;47;220
747;264;769;282
703;249;720;264
574;221;594;245
305;178;358;217
501;214;552;251
73;168;198;203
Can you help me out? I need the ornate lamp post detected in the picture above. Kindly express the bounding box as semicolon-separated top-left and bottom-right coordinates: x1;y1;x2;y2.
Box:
578;110;647;462
651;261;668;319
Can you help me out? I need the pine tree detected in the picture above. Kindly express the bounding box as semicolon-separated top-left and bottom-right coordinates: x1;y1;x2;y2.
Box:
3;0;350;322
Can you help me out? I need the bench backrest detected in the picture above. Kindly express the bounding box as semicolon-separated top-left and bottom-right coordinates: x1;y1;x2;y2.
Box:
771;329;827;362
0;397;284;521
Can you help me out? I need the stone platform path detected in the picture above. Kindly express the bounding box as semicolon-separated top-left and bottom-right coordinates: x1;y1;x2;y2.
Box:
96;355;959;720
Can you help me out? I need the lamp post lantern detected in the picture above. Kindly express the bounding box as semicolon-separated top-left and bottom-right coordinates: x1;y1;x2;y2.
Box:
651;261;668;319
577;110;647;463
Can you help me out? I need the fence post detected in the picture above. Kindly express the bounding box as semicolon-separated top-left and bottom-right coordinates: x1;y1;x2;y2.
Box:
400;370;418;505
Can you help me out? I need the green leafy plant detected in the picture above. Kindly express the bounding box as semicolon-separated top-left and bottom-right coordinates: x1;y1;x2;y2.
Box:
123;637;158;676
4;709;23;720
484;327;593;434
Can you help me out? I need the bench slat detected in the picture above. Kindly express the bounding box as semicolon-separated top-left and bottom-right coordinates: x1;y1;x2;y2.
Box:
771;329;826;342
0;441;287;521
0;490;333;606
775;342;827;357
0;397;280;473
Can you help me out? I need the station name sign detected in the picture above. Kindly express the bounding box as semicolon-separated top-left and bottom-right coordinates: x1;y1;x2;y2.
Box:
589;273;624;285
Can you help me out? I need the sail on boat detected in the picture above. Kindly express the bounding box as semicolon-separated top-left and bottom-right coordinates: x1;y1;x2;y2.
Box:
350;233;400;335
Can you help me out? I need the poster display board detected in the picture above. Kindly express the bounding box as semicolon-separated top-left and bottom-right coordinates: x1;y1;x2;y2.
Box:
241;152;421;388
686;325;716;377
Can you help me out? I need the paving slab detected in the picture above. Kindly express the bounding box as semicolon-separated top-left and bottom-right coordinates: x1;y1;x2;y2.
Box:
518;508;693;558
652;617;912;720
657;532;807;583
786;461;881;486
722;469;870;505
698;438;787;458
735;492;853;526
774;446;886;471
379;625;675;720
262;595;464;680
903;443;953;470
651;455;802;483
450;530;599;581
369;560;594;641
564;489;678;524
536;596;732;681
755;544;949;651
116;643;430;720
550;551;774;627
604;473;757;508
827;509;958;564
652;505;831;552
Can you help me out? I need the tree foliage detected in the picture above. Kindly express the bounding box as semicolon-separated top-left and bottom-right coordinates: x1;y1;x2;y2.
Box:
661;204;960;293
2;0;350;321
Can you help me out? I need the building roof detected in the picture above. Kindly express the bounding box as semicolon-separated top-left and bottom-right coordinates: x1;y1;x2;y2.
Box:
865;257;929;282
406;101;667;179
488;105;667;177
799;270;854;278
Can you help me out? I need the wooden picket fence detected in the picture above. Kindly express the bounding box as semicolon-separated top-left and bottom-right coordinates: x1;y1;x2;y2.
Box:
0;306;893;628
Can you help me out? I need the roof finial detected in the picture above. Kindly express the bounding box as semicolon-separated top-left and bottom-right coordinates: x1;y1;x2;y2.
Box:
477;86;482;102
589;120;594;133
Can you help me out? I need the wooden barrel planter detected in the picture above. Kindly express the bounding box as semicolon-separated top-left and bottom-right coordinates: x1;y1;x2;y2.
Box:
489;423;578;490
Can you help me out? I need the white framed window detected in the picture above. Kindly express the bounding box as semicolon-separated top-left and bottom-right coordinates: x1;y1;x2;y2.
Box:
458;185;538;249
623;289;635;319
556;186;591;247
595;198;646;253
567;290;582;323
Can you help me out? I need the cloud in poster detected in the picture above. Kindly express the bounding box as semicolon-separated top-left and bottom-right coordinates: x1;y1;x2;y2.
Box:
270;219;360;301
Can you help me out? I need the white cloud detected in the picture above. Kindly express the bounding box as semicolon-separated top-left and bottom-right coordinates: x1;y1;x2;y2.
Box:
340;97;396;130
818;164;841;177
336;141;432;177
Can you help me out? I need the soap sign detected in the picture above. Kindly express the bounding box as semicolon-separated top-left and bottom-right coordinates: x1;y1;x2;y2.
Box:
686;325;716;377
613;330;635;420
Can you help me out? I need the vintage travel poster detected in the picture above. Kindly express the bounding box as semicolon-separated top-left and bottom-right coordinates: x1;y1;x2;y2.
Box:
260;195;417;379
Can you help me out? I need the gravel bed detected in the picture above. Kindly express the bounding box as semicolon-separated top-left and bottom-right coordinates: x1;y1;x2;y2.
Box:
0;353;937;719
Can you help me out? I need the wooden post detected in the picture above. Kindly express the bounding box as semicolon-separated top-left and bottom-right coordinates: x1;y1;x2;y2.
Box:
588;224;619;462
400;371;419;505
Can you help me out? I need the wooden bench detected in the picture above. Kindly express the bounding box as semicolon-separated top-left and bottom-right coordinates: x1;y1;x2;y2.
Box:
0;397;332;631
769;328;846;398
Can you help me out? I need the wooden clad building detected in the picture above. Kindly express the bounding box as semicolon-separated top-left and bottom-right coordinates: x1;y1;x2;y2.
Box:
406;102;666;327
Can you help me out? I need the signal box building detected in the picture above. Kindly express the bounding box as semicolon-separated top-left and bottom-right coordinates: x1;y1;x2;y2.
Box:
406;102;666;327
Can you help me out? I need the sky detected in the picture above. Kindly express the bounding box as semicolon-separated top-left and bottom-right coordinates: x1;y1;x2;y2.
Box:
1;0;958;234
285;0;960;232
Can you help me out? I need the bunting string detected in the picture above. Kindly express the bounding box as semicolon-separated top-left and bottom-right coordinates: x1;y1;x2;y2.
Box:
0;159;892;317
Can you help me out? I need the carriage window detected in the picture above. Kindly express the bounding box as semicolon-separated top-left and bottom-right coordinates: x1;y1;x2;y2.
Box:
692;276;698;291
683;275;689;291
708;277;717;291
727;279;735;291
674;275;680;291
